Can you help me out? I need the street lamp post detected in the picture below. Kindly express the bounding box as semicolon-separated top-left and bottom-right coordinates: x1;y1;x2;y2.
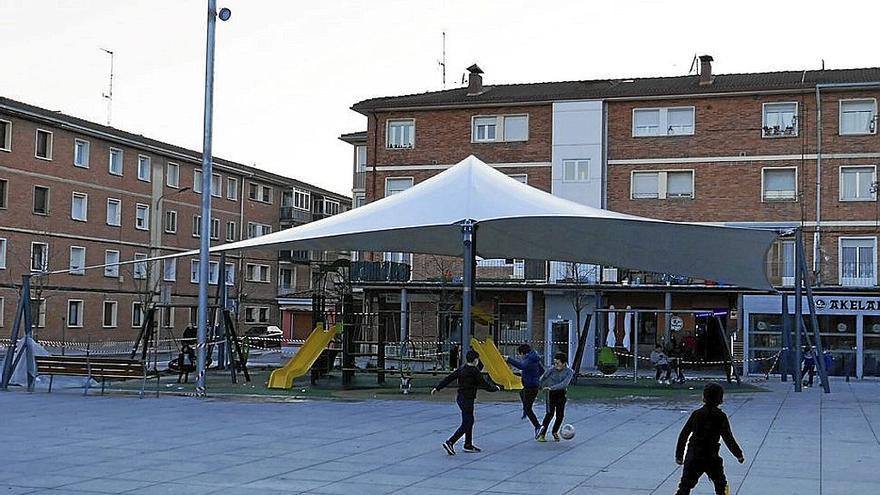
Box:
196;1;230;397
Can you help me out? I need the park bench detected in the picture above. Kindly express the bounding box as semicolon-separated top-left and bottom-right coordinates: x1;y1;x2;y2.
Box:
35;355;159;398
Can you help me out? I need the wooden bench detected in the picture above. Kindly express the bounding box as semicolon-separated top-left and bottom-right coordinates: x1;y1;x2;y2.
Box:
35;355;160;397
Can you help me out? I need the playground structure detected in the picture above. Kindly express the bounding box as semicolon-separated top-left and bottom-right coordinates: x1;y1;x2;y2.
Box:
268;323;341;389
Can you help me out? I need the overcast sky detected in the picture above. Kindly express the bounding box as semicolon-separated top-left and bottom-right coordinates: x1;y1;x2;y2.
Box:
1;0;877;195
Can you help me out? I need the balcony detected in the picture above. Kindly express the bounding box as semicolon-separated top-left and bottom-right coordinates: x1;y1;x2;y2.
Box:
353;171;366;190
350;261;411;283
475;259;547;282
279;250;311;264
280;207;312;224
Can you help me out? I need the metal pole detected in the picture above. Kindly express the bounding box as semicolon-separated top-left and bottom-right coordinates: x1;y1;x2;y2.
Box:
461;221;474;358
526;290;534;347
1;275;30;389
803;268;831;393
399;287;408;343
196;0;219;396
633;311;639;383
780;291;789;381
794;229;803;392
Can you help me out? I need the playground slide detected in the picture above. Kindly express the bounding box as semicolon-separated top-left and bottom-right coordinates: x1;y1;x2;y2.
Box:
470;337;522;390
268;323;341;389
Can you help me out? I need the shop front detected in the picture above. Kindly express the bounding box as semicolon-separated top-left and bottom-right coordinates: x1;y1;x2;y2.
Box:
743;294;880;379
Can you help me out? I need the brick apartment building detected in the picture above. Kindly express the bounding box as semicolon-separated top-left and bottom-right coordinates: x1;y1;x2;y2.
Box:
342;57;880;377
0;96;350;344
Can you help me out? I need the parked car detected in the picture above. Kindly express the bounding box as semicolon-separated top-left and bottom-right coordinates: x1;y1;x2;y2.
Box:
243;325;283;348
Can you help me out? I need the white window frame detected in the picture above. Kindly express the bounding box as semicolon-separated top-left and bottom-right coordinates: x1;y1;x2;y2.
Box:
472;116;498;143
211;217;220;240
193;215;202;237
508;174;528;184
194;169;203;193
190;260;220;284
135;203;150;230
73;139;90;168
562;159;592;183
226;177;238;200
71;192;88;222
106;198;121;226
108;148;123;176
67;300;84;328
102;301;118;328
69;246;86;275
762;102;799;138
839;236;878;287
839;98;878;136
322;199;340;216
247;182;273;203
31;242;48;272
293;188;310;210
133;253;148;280
384;177;414;197
246;263;271;283
224;262;235;286
31;298;46;328
104;250;120;278
279;267;295;290
34;129;53;160
226;221;236;241
0;178;7;209
164;210;178;233
211;173;222;197
247;222;272;239
385;119;415;149
166;162;180;188
761;167;798;202
0;297;4;327
630;170;695;200
470;114;530;143
132;301;144;328
632;107;695;137
0;119;11;152
137;155;151;182
839;165;877;202
0;238;6;269
163;258;176;282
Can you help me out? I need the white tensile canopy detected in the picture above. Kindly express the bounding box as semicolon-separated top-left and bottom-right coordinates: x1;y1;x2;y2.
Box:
213;155;777;290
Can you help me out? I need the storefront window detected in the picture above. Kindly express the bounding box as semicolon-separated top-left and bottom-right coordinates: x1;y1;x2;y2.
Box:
817;315;856;376
863;316;880;377
749;313;784;374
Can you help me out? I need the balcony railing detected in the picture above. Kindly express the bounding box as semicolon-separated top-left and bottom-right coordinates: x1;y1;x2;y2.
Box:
474;259;547;282
279;250;311;264
353;171;366;190
280;207;312;224
350;261;411;283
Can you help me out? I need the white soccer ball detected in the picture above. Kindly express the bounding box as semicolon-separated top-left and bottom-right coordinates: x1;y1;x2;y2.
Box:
559;423;576;440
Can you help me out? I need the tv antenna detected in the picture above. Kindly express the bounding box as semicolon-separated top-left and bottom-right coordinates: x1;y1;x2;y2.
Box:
438;31;447;89
101;48;114;126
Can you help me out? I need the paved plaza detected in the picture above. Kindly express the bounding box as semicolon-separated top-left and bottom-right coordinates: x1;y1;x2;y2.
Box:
0;379;878;494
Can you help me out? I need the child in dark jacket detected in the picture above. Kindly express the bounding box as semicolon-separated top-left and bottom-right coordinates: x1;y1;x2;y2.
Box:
537;352;574;442
506;344;544;437
675;382;745;495
432;349;500;455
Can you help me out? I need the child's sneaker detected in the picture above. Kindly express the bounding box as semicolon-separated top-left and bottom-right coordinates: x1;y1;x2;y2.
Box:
442;441;455;455
462;444;481;453
552;432;561;442
536;432;547;442
534;426;542;439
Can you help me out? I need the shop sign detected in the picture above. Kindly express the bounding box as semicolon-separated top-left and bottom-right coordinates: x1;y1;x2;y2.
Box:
813;297;880;315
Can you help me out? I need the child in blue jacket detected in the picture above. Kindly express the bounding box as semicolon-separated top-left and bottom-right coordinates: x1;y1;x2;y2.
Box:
506;344;544;437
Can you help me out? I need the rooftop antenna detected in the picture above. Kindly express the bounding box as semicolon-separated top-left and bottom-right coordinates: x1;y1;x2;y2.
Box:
821;58;825;70
438;31;447;89
688;53;698;75
100;48;114;126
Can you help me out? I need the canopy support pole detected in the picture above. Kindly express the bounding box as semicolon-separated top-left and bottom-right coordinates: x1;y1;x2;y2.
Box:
794;229;803;392
461;221;475;360
1;274;36;391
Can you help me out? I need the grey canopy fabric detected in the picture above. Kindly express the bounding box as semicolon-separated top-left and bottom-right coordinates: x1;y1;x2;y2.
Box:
213;155;777;289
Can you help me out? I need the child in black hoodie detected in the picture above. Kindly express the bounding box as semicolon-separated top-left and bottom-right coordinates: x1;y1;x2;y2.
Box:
432;349;500;455
675;382;745;495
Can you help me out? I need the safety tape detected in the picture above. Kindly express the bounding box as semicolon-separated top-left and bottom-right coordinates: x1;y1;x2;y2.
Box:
612;349;782;365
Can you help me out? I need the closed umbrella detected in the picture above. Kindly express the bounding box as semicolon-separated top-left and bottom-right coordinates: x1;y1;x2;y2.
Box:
622;306;633;351
606;305;617;347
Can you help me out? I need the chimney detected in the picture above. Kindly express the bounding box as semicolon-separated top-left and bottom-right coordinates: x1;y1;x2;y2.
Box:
699;55;714;86
466;64;484;96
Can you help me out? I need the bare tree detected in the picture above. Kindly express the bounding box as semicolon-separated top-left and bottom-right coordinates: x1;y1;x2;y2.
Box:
565;262;597;384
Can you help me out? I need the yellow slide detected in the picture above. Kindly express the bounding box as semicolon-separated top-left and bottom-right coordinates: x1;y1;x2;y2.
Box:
470;337;522;390
268;323;341;389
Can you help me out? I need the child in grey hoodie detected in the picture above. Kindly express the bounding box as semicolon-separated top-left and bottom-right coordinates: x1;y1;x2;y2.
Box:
537;352;574;442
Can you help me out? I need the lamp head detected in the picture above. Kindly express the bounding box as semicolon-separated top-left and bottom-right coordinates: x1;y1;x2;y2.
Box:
218;7;232;21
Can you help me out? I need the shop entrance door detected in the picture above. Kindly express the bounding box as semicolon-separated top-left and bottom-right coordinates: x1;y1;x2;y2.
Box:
546;319;572;366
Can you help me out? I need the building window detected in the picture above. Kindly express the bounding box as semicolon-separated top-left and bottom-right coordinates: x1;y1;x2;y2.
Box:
211;173;222;197
194;169;203;193
385;177;413;197
211;218;220;240
161;307;174;329
471;115;528;142
31;298;46;328
246;263;271;283
190;260;220;284
0;119;10;151
0;178;7;208
279;267;294;290
840;237;876;286
294;188;310;210
106;198;121;226
472;116;497;142
109;148;123;176
69;246;86;275
247;222;272;239
35;129;53;160
840;99;877;135
762;102;798;137
508;174;527;184
503;115;528;141
0;297;4;327
0;238;6;269
166;162;180;188
631;170;694;199
104;250;119;277
73;139;90;168
386;119;415;149
245;306;270;324
164;210;178;233
562;159;592;182
632;107;695;137
67;300;84;328
356;145;367;172
163;259;176;282
71;192;88;221
132;301;144;327
103;301;118;328
226;221;236;241
762;167;797;201
224;262;235;286
192;215;201;237
384;252;412;266
137;155;151;182
31;242;48;271
247;183;273;203
840;166;876;202
227;177;238;200
321;199;340;216
135;204;150;230
33;185;49;214
133;253;148;279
